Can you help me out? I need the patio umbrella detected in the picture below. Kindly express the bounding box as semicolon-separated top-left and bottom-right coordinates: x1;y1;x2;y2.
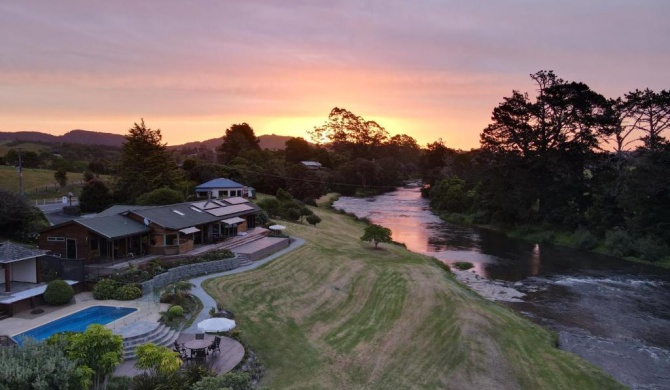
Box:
269;224;286;231
197;318;236;333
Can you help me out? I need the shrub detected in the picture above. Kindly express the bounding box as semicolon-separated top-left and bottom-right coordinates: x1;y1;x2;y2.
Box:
636;235;669;262
93;278;118;300
453;262;474;271
284;207;301;221
604;228;634;257
191;372;252;390
306;214;322;227
114;285;143;300
570;227;598;250
43;279;74;305
168;305;184;318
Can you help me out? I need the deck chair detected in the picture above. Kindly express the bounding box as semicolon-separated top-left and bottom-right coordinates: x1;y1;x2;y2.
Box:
208;336;221;355
191;348;207;361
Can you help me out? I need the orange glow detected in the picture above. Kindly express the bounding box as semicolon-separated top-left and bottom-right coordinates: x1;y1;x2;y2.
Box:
0;62;505;149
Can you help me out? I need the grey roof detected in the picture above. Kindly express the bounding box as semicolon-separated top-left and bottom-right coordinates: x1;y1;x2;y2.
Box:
0;241;47;264
96;205;154;217
301;161;322;167
75;215;151;240
130;200;260;230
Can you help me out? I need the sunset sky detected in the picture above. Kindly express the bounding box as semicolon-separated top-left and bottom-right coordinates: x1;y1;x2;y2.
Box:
0;1;668;150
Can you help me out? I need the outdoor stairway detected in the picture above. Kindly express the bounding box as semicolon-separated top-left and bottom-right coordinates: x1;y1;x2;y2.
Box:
236;253;252;266
114;321;179;360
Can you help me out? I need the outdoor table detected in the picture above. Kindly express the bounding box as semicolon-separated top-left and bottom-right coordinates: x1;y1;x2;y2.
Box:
184;339;211;350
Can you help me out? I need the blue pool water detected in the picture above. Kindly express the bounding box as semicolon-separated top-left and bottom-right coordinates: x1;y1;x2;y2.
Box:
14;305;136;344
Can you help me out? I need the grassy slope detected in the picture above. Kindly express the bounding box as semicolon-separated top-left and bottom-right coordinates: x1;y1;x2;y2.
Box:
203;207;624;389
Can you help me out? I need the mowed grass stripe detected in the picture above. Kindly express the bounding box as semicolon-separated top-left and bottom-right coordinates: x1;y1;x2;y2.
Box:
203;205;625;389
324;268;407;353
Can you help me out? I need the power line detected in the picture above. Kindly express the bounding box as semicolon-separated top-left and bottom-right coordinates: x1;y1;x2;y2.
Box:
221;165;402;189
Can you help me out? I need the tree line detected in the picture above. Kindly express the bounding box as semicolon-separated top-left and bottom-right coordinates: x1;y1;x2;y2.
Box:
64;72;670;261
427;71;670;261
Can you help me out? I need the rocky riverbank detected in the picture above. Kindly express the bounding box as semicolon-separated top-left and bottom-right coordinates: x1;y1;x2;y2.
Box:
451;269;526;302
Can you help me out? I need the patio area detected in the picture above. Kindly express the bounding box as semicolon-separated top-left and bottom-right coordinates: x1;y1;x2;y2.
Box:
114;332;245;377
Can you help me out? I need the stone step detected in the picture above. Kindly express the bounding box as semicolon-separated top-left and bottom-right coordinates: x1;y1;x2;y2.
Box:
115;320;183;360
124;327;179;359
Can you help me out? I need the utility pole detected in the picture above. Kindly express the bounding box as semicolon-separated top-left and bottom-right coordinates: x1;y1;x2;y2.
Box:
17;147;24;197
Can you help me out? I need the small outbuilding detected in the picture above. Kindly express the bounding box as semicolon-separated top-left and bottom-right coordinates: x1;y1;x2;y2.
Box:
300;161;322;170
195;178;247;198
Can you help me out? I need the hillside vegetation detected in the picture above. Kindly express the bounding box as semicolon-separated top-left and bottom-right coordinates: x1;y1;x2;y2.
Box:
203;204;624;389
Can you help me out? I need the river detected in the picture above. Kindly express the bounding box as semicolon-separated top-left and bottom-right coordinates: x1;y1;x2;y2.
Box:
333;187;670;390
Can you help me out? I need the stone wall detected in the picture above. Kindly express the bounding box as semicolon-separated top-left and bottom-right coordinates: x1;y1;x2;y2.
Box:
140;256;240;295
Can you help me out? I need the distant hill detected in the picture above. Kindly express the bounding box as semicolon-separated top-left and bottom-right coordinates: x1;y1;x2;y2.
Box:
169;134;296;152
0;130;125;147
0;130;296;151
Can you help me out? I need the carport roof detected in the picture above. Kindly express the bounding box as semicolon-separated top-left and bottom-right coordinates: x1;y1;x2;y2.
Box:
0;241;48;264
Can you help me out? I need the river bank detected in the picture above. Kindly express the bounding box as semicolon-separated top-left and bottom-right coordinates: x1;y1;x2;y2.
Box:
201;200;623;389
451;268;526;302
332;188;670;389
436;209;670;270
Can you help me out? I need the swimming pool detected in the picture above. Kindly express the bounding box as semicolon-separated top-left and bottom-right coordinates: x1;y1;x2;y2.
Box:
14;305;137;344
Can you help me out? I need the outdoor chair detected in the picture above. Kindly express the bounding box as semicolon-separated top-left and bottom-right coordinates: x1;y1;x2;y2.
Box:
207;336;221;355
191;348;207;361
195;333;205;340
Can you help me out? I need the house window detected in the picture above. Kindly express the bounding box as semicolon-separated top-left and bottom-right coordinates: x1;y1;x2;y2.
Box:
47;237;65;242
90;237;99;251
165;234;178;246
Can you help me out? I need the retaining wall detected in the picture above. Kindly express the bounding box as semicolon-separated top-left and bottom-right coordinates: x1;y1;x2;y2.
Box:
140;256;240;295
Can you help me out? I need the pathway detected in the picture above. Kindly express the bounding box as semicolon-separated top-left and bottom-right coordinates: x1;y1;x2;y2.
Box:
113;236;305;377
183;237;305;333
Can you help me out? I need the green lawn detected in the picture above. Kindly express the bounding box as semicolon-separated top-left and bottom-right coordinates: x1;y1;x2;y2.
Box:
203;205;625;389
0;166;110;200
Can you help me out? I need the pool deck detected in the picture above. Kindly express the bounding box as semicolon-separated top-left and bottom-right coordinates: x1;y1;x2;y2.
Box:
0;233;306;378
0;291;165;337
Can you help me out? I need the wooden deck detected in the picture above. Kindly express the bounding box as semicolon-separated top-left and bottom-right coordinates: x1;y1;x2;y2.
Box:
114;333;245;377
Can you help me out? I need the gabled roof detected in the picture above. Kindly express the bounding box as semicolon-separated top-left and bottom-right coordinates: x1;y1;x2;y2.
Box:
0;241;48;264
96;204;154;217
75;215;152;240
40;198;260;238
195;178;244;190
129;199;260;230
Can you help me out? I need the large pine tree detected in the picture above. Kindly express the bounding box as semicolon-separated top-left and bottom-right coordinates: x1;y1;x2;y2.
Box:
114;119;182;203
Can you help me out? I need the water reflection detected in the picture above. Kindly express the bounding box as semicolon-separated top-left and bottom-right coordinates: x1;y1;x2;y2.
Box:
530;244;541;276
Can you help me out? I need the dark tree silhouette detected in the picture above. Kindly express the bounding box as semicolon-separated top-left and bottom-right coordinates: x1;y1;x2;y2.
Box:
217;123;261;164
114;119;181;203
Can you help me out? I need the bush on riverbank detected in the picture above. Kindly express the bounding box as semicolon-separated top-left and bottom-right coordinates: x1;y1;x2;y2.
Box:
453;261;474;270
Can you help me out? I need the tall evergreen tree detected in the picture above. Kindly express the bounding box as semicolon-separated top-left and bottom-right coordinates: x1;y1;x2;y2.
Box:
479;71;614;224
114;119;181;203
217;123;261;164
